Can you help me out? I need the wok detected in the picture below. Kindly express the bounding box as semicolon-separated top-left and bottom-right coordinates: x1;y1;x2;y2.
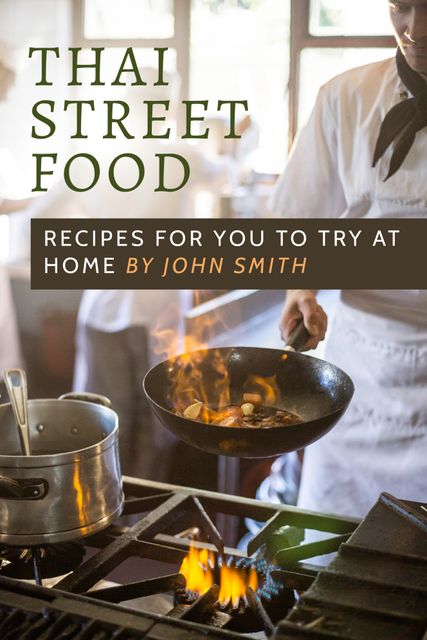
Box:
143;326;354;459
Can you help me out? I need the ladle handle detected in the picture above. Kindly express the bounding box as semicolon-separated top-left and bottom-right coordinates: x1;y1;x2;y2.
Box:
284;319;311;353
4;368;31;456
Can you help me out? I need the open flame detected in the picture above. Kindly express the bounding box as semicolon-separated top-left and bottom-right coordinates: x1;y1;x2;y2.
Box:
151;302;230;416
243;374;279;406
218;563;259;608
151;301;281;422
179;545;261;609
179;545;214;596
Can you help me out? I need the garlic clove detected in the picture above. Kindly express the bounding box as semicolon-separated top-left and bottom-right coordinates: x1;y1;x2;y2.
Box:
183;401;203;420
241;402;255;416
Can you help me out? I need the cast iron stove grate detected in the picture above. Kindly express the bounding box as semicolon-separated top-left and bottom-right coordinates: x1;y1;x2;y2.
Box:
0;477;359;638
0;575;248;639
274;493;427;640
0;478;425;639
0;542;85;580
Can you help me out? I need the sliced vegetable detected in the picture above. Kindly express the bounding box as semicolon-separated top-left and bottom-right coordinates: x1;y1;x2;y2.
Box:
183;401;203;420
241;402;255;416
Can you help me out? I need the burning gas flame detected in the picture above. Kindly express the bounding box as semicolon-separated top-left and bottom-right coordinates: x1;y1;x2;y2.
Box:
179;546;214;595
179;546;261;609
218;564;259;608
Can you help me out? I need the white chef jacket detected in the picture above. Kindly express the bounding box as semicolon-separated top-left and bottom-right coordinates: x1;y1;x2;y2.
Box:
271;57;427;517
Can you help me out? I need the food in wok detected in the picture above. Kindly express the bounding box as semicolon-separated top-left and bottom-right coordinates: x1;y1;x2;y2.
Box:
143;346;354;458
179;392;303;428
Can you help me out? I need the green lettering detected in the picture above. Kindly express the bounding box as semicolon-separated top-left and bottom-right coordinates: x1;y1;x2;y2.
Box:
217;100;249;138
112;48;146;86
64;153;100;191
109;154;145;191
103;101;134;139
32;101;56;138
144;101;170;139
69;48;105;86
156;154;190;192
64;101;95;138
154;48;169;86
28;47;59;86
183;101;209;139
32;153;57;191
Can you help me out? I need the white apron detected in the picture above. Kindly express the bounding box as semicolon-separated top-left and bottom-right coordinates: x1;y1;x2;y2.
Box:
298;296;427;518
269;59;427;518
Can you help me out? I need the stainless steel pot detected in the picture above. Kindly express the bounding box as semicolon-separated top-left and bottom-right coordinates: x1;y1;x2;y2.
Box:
0;392;124;545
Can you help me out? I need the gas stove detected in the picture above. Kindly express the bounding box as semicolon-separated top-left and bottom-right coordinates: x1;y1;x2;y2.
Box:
0;477;426;639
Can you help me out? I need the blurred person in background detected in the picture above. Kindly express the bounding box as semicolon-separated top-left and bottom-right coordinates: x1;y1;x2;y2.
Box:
73;69;237;480
0;42;29;397
270;0;427;517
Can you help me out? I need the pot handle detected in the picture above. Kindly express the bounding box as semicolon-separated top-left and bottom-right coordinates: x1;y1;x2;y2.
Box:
59;392;112;409
0;475;23;498
284;319;311;353
0;475;48;500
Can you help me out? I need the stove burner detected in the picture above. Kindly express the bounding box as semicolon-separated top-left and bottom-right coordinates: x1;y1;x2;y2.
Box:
0;542;85;580
0;480;422;639
174;553;294;635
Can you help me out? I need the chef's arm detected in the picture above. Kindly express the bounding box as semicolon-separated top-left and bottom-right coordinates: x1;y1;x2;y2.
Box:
279;290;328;351
0;198;32;214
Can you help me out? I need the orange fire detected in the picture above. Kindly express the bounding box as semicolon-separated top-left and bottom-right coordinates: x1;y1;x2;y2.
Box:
179;545;214;595
218;564;259;608
243;374;279;406
151;301;231;415
151;300;282;421
179;546;260;609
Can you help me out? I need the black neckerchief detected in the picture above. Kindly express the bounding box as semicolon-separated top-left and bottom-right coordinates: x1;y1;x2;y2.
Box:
372;47;427;181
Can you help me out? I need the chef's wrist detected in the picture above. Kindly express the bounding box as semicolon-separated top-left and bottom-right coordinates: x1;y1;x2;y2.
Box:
285;290;318;302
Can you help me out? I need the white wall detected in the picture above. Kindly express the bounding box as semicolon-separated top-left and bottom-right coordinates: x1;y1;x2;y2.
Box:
0;0;71;198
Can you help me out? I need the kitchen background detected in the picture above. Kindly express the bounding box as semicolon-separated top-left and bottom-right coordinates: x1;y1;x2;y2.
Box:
0;0;395;491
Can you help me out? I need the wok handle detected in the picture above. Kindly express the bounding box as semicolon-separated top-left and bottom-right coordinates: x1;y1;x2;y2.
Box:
284;320;311;353
59;392;112;408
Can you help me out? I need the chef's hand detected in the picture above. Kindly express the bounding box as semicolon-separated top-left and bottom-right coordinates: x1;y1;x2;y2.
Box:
279;290;328;351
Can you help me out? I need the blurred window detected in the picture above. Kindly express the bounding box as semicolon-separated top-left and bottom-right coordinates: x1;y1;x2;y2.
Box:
74;0;397;167
83;0;174;40
290;1;396;139
74;0;190;101
190;0;290;174
309;0;392;36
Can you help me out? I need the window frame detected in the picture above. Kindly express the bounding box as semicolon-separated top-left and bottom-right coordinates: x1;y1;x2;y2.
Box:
72;0;396;158
72;0;191;103
288;0;396;146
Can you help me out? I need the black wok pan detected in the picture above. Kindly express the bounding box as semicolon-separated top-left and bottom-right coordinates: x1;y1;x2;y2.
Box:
143;325;354;459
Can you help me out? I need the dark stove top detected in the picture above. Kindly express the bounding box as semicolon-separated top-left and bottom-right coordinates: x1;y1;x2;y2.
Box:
0;477;425;640
277;493;427;640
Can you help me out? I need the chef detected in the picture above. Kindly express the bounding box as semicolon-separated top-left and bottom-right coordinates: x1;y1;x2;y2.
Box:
272;0;427;517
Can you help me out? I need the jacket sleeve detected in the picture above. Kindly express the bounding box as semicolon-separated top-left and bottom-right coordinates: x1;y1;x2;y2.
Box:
271;84;347;218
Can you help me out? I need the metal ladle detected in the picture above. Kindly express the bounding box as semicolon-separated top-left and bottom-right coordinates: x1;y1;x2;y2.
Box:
3;369;43;585
4;368;31;456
